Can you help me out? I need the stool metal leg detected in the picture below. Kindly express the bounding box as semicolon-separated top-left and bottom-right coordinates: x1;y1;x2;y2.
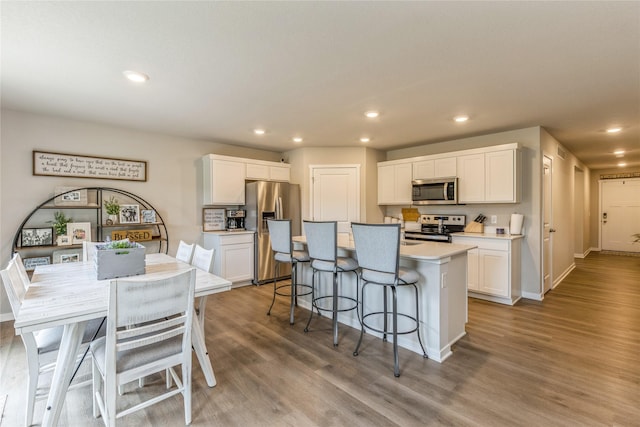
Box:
289;262;297;325
267;262;280;316
304;269;317;332
412;283;428;358
332;269;339;346
392;286;400;377
353;280;367;356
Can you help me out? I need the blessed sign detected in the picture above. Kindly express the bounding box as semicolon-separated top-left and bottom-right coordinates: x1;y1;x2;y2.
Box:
33;151;147;181
110;229;154;242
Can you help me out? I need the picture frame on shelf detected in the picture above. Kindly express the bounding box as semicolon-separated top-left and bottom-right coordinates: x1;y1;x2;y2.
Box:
21;227;54;247
23;256;51;271
52;248;82;264
54;186;88;206
141;209;156;224
67;222;92;245
119;204;140;224
56;235;72;246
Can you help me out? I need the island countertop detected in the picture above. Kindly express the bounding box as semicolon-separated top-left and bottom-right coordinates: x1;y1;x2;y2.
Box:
293;236;475;261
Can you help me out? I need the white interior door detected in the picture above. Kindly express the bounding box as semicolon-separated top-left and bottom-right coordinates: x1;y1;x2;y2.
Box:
601;178;640;252
310;165;360;235
542;156;553;294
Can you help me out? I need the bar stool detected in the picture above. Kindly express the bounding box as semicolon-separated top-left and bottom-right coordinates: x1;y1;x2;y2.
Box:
303;220;359;346
351;222;427;377
266;219;312;325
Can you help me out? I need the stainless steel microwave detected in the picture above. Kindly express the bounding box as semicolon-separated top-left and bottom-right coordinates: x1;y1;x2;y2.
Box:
412;177;458;205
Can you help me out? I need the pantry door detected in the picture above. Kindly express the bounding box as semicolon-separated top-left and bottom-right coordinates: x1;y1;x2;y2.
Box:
601;178;640;252
310;165;360;235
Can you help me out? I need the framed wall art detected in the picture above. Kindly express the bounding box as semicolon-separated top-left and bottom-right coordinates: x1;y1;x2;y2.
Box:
33;151;147;182
119;205;140;224
67;222;92;244
203;208;225;231
21;227;54;247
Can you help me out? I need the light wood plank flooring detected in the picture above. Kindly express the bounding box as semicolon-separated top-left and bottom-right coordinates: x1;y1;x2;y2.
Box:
1;252;639;426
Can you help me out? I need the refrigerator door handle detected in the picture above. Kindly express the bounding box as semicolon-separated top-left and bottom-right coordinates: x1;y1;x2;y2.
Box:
276;197;283;219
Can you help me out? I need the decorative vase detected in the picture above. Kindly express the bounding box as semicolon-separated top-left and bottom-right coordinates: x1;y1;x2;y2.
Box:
106;214;118;225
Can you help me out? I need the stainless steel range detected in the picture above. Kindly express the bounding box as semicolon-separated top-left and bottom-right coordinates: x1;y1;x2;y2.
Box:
404;214;466;243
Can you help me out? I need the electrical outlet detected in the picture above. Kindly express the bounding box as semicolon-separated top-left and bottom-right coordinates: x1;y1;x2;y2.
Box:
491;215;498;224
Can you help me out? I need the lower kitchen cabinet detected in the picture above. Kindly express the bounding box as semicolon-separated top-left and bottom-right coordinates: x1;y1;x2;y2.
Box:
202;231;254;286
452;234;523;305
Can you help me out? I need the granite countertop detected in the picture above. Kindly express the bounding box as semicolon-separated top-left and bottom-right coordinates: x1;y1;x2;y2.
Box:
293;236;475;261
450;232;525;240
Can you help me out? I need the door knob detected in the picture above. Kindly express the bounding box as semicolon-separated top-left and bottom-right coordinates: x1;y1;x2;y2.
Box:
549;228;556;233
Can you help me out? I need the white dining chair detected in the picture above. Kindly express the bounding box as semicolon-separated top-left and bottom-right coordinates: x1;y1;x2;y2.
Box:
190;244;215;335
1;253;106;426
175;240;195;263
190;244;215;273
90;268;196;426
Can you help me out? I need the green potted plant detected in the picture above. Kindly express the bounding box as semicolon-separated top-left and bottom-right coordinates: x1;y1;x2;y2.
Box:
50;211;72;245
104;196;120;225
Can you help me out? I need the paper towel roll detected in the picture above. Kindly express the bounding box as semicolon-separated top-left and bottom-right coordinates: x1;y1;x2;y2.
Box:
510;214;524;235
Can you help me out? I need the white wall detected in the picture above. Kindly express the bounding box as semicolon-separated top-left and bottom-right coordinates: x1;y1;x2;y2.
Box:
540;128;591;287
385;127;544;298
284;146;385;224
0;109;282;318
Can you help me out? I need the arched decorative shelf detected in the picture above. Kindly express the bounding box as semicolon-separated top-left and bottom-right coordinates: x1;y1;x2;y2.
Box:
12;187;168;269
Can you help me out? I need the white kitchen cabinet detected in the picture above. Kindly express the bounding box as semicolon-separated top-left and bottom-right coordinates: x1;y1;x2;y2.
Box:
457;149;520;204
246;161;290;182
451;234;522;305
203;155;246;205
413;157;457;180
457;153;485;203
378;162;412;205
202;232;254;286
485;149;519;203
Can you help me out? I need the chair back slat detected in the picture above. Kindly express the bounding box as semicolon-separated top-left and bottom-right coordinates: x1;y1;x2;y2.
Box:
191;244;215;273
267;220;292;255
82;241;100;264
304;221;337;262
351;223;401;275
1;254;29;316
175;240;195;263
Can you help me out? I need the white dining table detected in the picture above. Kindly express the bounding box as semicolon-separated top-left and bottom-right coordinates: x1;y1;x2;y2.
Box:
13;253;232;427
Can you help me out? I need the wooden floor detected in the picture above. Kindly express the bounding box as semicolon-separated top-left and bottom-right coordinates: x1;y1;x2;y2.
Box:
1;252;639;426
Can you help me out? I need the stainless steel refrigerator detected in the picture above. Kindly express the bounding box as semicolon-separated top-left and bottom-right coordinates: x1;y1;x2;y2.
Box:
245;181;301;284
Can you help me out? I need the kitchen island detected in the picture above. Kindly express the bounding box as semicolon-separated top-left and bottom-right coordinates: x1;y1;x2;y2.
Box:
293;236;475;363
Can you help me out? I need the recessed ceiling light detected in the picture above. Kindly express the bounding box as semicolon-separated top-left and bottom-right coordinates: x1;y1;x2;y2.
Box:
613;150;625;155
254;129;266;135
123;70;149;83
618;162;627;167
292;137;303;143
607;127;622;133
364;111;379;119
360;137;370;143
454;115;469;123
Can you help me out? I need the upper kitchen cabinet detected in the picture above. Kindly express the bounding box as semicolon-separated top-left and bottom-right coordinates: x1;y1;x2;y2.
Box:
412;157;457;180
457;145;521;204
378;161;412;205
245;160;290;182
203;154;246;205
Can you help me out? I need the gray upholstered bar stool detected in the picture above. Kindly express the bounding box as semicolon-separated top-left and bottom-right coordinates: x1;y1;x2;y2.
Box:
266;219;312;325
303;220;359;346
351;222;427;377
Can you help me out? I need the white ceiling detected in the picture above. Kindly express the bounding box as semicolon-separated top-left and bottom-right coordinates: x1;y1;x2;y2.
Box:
2;1;639;170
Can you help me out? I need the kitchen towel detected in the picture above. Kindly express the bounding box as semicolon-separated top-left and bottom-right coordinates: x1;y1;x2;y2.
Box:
510;214;524;235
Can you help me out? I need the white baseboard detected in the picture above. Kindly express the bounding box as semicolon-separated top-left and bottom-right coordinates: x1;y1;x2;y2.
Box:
521;291;543;301
574;247;592;259
0;312;15;323
552;263;576;289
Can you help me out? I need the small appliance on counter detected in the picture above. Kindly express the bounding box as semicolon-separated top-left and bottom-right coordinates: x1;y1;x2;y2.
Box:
226;209;246;231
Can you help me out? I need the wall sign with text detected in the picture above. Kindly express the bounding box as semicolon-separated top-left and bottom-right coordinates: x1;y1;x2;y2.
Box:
33;150;147;181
